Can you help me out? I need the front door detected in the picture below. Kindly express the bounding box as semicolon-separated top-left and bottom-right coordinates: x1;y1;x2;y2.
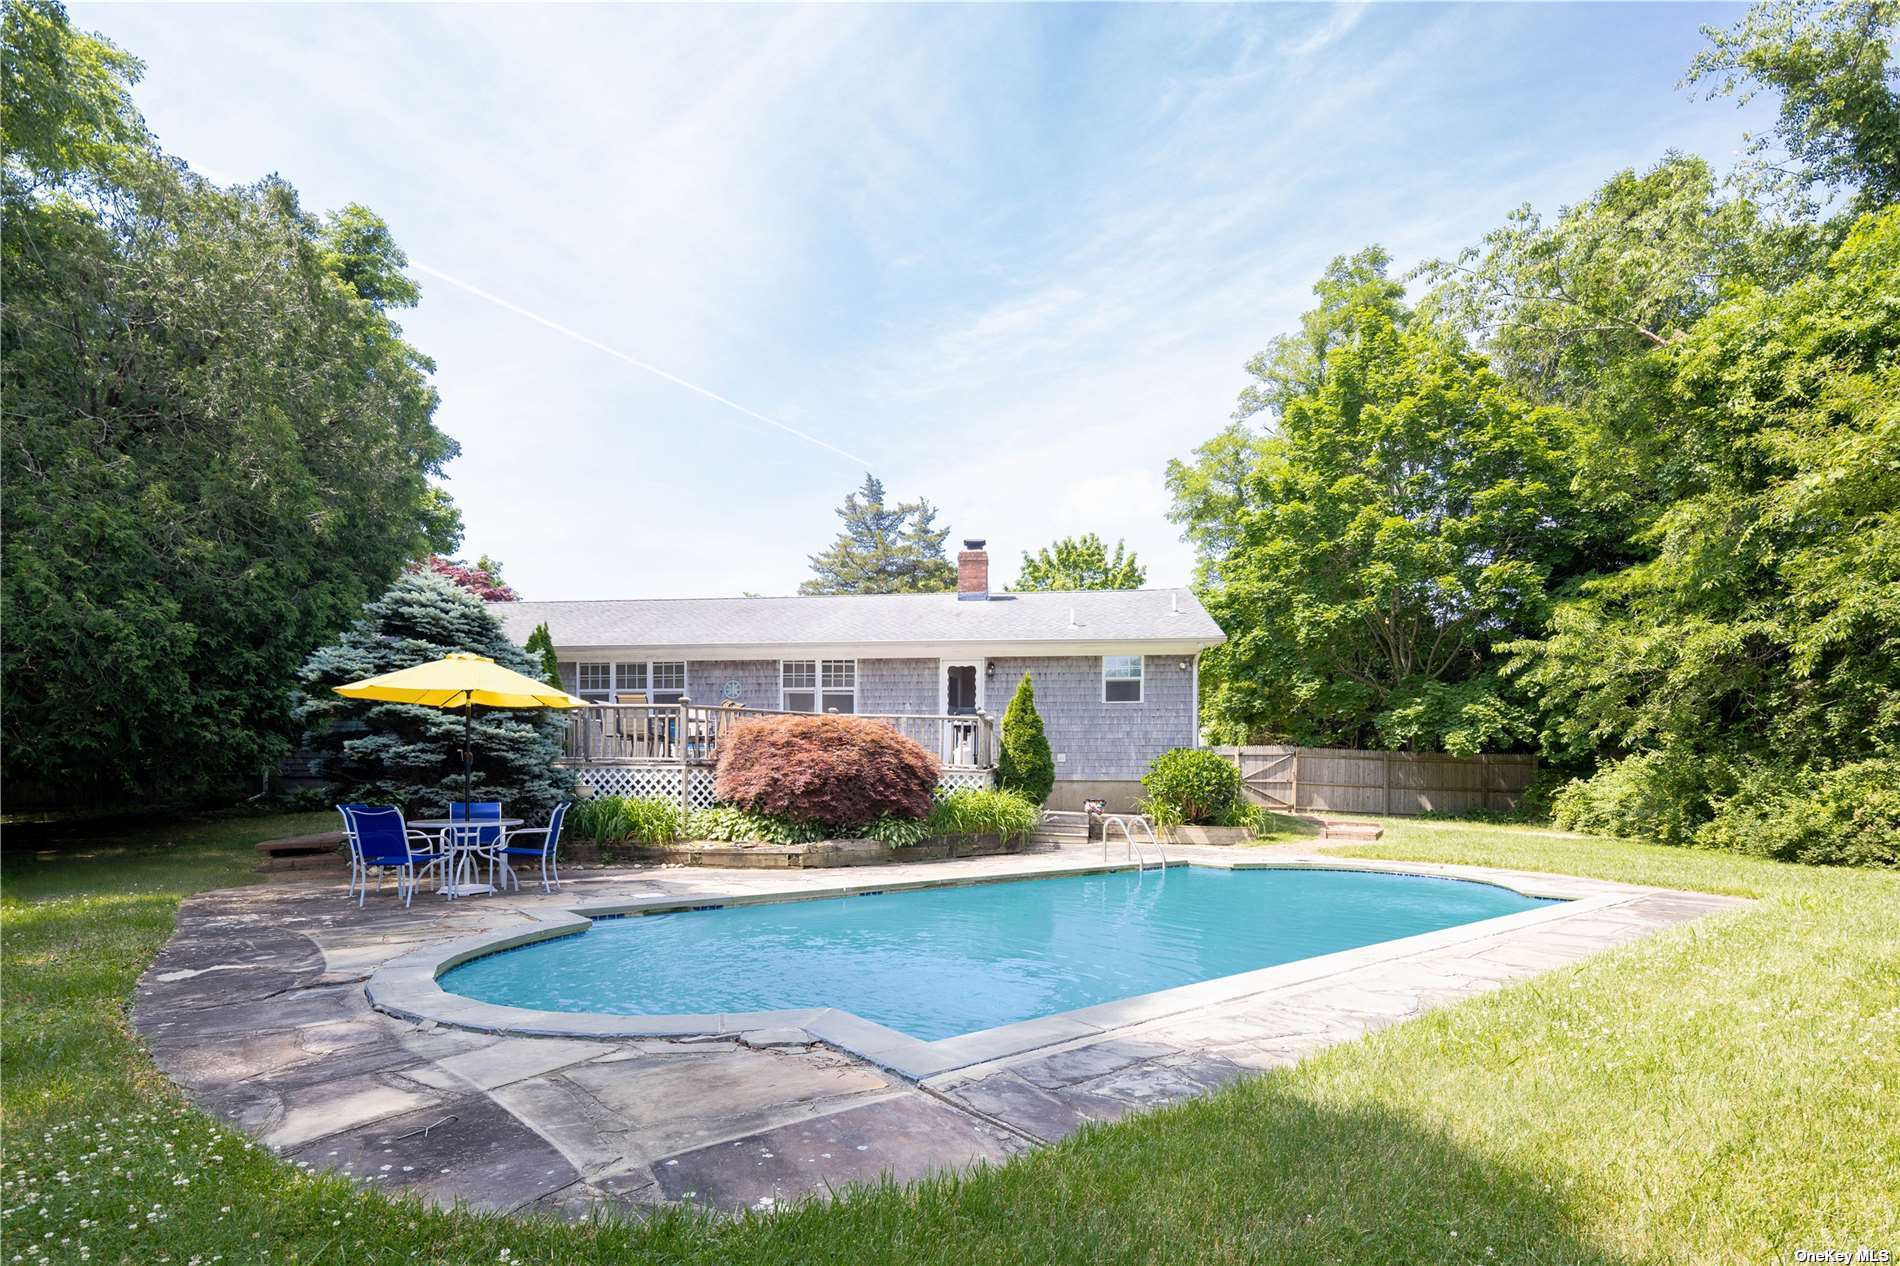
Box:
945;664;979;715
942;662;981;766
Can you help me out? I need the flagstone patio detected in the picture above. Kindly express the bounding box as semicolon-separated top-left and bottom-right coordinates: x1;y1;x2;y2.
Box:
133;846;1743;1217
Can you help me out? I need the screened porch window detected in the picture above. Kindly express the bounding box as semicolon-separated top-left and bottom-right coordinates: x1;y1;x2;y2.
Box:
782;659;856;713
1103;655;1144;703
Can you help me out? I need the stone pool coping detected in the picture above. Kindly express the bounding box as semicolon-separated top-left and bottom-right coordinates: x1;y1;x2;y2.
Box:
366;856;1636;1081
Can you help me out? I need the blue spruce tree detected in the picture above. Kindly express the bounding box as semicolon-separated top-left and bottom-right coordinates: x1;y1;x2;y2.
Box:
295;572;577;818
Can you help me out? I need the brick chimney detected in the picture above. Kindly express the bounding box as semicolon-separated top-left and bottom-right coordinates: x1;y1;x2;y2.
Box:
956;539;989;601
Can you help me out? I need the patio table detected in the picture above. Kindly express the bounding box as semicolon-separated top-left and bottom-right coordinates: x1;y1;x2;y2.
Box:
409;817;523;897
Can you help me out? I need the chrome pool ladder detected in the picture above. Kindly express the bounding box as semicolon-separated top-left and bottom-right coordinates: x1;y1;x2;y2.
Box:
1102;813;1166;871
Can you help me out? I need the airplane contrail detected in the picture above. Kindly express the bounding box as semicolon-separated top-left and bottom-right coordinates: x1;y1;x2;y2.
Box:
411;261;872;468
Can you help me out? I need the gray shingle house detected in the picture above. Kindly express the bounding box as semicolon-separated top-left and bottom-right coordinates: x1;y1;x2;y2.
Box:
492;541;1226;811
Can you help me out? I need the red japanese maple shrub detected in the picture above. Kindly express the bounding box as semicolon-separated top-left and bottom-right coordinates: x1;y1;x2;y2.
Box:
713;714;941;829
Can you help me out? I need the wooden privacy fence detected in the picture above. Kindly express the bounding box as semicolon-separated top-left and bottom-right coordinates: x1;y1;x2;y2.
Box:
1214;745;1535;817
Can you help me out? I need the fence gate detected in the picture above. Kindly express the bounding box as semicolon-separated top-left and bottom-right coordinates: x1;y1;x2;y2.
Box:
1231;747;1296;810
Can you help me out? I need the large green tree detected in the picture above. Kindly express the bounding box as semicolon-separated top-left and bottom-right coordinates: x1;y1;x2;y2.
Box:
294;573;576;819
1506;208;1900;838
1;1;459;806
1686;0;1900;211
801;474;955;594
1415;3;1900;857
1011;534;1145;592
1184;255;1589;754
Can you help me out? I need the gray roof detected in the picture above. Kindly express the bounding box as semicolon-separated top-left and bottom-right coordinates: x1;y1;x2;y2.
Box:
492;588;1225;653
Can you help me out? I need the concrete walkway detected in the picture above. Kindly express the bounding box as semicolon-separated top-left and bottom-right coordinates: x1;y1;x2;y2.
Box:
133;845;1743;1217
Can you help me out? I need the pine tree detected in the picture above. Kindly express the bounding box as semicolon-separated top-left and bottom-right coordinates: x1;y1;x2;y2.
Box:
801;474;956;594
996;673;1056;805
295;572;577;819
523;622;563;689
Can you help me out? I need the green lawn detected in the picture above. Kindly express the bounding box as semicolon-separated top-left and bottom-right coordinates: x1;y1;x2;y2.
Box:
3;812;1895;1264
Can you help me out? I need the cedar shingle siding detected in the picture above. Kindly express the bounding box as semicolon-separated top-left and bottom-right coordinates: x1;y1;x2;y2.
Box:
985;654;1195;782
561;653;1198;784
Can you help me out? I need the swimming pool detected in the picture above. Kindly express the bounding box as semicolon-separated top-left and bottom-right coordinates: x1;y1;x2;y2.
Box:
439;866;1559;1042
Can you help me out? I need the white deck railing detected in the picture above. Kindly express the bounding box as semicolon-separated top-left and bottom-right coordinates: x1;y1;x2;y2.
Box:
559;702;996;770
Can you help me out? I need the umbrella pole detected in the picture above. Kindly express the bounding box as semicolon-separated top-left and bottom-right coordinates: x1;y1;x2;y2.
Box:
463;700;474;813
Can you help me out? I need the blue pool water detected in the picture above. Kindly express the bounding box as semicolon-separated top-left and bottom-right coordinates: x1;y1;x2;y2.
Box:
441;867;1557;1041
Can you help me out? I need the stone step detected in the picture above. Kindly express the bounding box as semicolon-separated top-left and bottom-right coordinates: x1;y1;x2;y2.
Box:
1317;819;1384;841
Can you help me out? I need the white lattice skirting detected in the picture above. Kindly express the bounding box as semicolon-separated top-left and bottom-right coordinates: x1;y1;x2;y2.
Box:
938;768;995;793
572;766;718;809
570;765;991;804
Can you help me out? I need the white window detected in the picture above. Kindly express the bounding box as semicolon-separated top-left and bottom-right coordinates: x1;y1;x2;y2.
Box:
781;660;816;712
782;659;856;713
820;659;856;714
650;661;687;702
1103;655;1143;703
614;662;647;698
573;660;685;702
576;662;612;701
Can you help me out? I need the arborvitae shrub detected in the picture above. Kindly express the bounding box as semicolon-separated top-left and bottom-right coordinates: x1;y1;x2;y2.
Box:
996;674;1055;805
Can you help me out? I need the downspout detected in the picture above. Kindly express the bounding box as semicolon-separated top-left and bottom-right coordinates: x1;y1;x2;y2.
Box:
1191;652;1201;748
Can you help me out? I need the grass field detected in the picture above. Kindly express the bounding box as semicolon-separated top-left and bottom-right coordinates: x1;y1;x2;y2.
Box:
2;812;1894;1264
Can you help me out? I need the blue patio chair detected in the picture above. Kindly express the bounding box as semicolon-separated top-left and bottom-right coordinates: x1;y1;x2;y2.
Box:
345;805;447;908
501;802;571;893
448;800;506;891
336;802;372;903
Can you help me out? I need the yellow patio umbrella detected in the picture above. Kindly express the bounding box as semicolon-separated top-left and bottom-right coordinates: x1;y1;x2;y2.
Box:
333;652;586;814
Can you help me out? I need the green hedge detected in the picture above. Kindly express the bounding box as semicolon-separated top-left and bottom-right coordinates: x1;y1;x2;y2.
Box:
1550;754;1899;869
569;788;1042;852
1140;748;1242;826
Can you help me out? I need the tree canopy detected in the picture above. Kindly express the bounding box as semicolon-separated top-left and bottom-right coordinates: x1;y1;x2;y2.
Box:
1011;534;1146;592
424;556;517;602
1;1;459;806
1191;260;1587;754
1174;0;1899;860
1685;0;1900;210
801;474;955;594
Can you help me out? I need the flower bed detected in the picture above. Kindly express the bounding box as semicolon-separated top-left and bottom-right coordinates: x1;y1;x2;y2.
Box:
568;788;1041;868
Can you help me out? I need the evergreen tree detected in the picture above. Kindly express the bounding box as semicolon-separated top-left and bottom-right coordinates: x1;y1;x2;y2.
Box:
801;474;956;594
1012;534;1146;591
996;674;1056;805
523;622;563;690
295;573;576;819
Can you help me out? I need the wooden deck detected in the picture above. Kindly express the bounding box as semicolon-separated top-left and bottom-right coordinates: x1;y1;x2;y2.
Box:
560;702;997;772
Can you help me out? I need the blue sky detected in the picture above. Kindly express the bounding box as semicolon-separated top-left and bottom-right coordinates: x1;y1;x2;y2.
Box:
72;2;1763;599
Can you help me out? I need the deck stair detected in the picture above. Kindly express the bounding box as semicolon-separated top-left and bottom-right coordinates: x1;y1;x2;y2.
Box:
255;831;348;873
1027;816;1091;850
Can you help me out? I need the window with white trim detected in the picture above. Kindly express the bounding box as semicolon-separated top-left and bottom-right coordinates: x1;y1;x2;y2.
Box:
571;660;686;702
614;662;647;697
576;662;612;701
1103;655;1144;703
782;659;856;713
650;661;687;702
